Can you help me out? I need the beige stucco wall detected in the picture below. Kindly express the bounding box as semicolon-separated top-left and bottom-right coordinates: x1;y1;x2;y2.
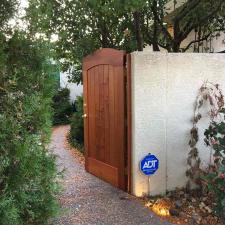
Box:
60;71;83;103
131;52;225;197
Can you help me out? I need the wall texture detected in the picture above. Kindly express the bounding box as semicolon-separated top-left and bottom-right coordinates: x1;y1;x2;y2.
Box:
60;72;83;102
131;52;225;197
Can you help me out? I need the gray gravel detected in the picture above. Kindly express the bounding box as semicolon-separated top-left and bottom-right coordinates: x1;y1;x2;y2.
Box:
51;126;171;225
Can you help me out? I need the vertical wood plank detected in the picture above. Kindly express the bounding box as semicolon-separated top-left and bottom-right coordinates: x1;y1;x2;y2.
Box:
113;66;119;168
104;65;110;164
109;65;115;166
98;65;105;161
94;66;100;160
116;66;125;190
88;68;96;158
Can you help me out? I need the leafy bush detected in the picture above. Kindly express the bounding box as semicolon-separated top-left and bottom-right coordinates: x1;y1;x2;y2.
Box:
69;95;84;152
0;32;59;225
52;87;74;125
204;108;225;219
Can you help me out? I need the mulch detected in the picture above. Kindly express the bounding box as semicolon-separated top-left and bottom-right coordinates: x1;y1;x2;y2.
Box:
141;189;225;225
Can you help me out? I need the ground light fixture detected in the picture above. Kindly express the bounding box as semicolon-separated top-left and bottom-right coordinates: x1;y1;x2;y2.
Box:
148;199;171;217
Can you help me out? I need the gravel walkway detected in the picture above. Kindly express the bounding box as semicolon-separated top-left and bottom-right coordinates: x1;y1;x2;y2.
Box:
51;125;171;225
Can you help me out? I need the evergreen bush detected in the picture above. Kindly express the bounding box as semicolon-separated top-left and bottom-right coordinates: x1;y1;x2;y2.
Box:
69;95;84;152
204;108;225;219
52;87;74;125
0;32;60;225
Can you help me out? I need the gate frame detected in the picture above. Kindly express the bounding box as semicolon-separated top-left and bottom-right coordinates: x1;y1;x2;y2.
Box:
126;53;132;194
83;48;132;193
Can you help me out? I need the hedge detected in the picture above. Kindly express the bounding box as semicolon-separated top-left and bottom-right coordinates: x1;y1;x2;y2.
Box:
0;32;60;225
52;87;74;125
69;95;84;153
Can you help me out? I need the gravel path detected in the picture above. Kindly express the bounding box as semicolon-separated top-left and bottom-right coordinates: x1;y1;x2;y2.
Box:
51;125;171;225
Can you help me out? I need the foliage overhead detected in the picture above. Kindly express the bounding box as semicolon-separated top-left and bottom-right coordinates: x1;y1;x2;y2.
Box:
26;0;225;83
26;0;138;83
0;0;18;30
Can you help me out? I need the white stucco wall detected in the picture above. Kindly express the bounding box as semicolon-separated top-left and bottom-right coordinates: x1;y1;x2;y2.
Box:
131;52;225;197
60;72;83;102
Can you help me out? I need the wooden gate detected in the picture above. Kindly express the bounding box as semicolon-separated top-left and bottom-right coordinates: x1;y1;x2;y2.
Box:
83;48;131;191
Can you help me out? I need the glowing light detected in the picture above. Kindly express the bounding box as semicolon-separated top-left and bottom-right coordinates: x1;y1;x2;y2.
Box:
145;201;153;207
151;199;171;217
152;205;170;216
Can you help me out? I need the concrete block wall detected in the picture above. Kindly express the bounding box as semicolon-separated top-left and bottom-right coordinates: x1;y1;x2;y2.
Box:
131;52;225;197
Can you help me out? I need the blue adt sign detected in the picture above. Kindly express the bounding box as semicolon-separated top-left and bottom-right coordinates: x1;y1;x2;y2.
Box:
140;154;159;176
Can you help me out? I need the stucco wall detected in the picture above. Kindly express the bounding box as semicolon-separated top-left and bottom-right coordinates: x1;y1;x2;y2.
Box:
131;52;225;197
60;72;83;102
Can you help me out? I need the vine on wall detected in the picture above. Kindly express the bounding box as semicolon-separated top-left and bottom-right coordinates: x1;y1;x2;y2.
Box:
186;81;224;189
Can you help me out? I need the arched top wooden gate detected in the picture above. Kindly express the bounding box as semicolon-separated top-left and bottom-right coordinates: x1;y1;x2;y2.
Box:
83;48;125;70
82;48;131;191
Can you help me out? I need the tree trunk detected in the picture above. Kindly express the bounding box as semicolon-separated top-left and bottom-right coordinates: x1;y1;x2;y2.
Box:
152;0;160;51
101;36;109;48
172;41;181;52
173;20;181;52
197;26;202;53
133;11;143;51
98;19;111;48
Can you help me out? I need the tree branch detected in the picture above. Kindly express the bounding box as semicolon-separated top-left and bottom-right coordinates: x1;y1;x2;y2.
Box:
181;1;223;40
133;11;143;51
174;0;202;23
0;86;7;92
151;4;173;45
144;28;172;52
152;0;160;51
182;32;212;52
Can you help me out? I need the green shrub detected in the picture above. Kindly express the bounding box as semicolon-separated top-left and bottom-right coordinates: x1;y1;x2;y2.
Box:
52;87;74;125
0;32;60;225
69;95;84;152
204;108;225;219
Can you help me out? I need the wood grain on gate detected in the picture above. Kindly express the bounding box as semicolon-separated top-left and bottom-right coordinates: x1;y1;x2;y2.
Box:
83;49;127;190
